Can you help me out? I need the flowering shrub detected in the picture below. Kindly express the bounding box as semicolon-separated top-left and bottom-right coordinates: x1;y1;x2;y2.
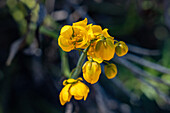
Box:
58;18;128;105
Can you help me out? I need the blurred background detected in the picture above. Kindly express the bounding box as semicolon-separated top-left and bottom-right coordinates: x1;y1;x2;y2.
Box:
0;0;170;113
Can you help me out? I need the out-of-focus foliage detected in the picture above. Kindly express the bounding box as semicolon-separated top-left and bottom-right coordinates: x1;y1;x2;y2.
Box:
1;0;170;113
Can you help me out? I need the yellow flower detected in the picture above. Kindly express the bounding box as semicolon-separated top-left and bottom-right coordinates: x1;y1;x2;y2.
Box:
82;60;101;84
72;25;88;48
85;26;116;61
87;27;115;62
58;18;88;52
115;41;128;57
94;38;115;61
104;63;117;79
59;78;89;106
72;18;89;48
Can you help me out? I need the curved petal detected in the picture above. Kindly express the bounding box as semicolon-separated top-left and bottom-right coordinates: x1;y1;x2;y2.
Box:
87;24;95;40
59;84;72;105
74;96;83;100
92;25;102;36
70;82;90;100
63;78;78;86
73;18;87;27
87;55;103;64
58;35;74;52
60;25;73;38
102;28;114;39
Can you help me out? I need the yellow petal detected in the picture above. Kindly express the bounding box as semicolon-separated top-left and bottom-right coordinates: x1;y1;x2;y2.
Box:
102;28;111;38
59;84;72;105
104;63;117;79
82;61;101;84
63;78;83;86
63;80;67;86
73;18;87;27
87;24;95;40
92;25;102;36
86;24;93;30
77;77;83;81
58;35;74;52
87;55;103;64
74;96;83;100
70;81;90;100
60;25;73;38
115;41;128;57
95;38;115;60
66;78;77;83
63;79;76;85
72;26;88;49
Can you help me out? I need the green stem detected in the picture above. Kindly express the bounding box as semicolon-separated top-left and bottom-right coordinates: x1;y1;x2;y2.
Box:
103;60;110;65
40;26;58;40
60;49;70;78
71;46;90;78
29;23;59;40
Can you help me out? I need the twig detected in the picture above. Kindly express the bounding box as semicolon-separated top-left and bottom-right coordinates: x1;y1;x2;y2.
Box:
67;0;95;23
124;53;170;74
93;83;115;113
6;37;25;66
67;0;95;24
113;58;170;87
28;23;58;40
65;103;73;113
127;44;160;56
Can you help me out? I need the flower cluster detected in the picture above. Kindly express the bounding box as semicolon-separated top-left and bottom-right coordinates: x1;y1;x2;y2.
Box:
59;77;89;105
58;18;128;105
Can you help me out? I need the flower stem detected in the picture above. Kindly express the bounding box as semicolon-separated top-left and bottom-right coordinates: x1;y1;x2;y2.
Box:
103;60;110;65
60;49;70;78
71;46;90;78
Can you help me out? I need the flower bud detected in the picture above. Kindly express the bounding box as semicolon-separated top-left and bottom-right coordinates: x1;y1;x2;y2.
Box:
94;38;115;60
82;61;101;84
115;41;128;57
104;63;117;79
